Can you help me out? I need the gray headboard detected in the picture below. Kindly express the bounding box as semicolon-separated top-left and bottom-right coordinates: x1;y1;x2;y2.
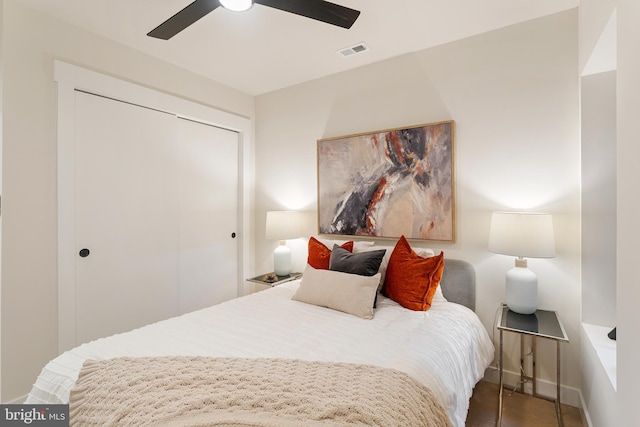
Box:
440;259;476;311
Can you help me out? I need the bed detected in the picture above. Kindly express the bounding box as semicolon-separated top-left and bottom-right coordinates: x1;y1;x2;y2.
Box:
26;243;494;427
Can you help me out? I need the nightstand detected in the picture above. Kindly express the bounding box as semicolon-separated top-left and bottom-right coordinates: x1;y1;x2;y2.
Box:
247;272;302;292
496;306;569;427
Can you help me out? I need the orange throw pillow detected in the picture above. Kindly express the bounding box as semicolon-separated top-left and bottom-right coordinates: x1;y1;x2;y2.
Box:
383;236;445;311
307;237;354;270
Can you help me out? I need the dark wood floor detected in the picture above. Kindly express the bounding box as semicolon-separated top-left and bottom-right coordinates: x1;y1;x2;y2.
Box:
466;381;584;427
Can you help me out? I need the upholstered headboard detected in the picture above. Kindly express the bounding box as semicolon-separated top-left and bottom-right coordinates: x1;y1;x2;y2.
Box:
439;259;476;311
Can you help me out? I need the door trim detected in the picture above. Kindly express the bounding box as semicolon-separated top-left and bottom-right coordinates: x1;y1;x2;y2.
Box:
54;60;252;352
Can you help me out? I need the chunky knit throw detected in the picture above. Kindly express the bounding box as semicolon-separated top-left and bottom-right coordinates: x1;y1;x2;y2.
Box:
69;356;452;427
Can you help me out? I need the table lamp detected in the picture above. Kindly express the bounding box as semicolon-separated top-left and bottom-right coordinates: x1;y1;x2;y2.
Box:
488;212;556;314
265;211;302;276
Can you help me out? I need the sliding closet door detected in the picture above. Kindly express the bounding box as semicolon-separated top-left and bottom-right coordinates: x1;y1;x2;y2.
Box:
72;92;240;346
74;91;180;344
177;118;238;313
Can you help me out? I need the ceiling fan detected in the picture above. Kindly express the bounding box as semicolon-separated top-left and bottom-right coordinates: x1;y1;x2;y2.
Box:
147;0;361;40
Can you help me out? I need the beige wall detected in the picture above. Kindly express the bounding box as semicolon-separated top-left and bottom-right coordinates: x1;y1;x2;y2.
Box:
581;71;616;327
578;0;616;72
578;0;640;425
616;0;640;424
0;0;254;401
256;10;581;398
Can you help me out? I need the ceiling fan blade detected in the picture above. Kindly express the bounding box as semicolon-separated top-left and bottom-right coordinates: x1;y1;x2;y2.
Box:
254;0;360;29
147;0;221;40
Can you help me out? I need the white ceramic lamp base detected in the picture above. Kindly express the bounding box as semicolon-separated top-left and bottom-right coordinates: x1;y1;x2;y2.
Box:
273;241;292;276
505;259;538;315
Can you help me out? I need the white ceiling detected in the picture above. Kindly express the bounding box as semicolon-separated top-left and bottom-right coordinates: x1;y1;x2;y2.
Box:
20;0;579;95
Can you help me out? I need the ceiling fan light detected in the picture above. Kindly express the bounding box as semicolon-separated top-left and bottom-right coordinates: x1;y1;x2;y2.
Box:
220;0;253;12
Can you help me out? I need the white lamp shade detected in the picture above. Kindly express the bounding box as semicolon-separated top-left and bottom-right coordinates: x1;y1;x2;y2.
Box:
488;212;555;258
265;211;302;241
219;0;253;12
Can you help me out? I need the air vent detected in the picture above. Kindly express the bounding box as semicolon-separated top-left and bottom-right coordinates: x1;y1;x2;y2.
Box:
337;42;370;58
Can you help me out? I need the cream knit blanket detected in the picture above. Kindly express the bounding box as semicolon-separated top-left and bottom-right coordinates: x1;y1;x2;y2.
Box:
69;356;452;427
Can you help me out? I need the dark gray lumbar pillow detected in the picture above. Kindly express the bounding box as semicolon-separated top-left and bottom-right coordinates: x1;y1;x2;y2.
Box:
329;245;386;277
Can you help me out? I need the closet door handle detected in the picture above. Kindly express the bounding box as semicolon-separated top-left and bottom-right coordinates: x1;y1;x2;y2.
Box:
79;248;91;258
231;232;236;238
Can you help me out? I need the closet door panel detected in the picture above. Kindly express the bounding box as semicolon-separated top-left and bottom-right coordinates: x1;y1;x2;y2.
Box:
177;118;239;313
74;91;179;344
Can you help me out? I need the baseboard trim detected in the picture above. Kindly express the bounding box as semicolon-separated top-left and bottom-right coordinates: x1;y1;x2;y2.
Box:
483;365;582;409
578;388;594;427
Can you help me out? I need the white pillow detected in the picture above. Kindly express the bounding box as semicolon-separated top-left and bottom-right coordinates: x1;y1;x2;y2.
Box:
292;265;380;319
433;285;447;302
355;243;435;290
316;237;375;252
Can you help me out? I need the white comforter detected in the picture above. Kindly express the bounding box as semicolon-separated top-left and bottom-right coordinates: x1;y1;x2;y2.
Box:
26;280;494;427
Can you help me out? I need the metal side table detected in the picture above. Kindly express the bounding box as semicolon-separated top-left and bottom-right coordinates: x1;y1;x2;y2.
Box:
497;306;569;426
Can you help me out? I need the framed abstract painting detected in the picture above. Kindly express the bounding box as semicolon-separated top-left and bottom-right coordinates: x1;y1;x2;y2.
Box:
317;121;455;242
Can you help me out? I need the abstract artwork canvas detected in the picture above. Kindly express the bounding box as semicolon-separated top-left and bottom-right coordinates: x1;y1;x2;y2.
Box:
317;121;455;241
